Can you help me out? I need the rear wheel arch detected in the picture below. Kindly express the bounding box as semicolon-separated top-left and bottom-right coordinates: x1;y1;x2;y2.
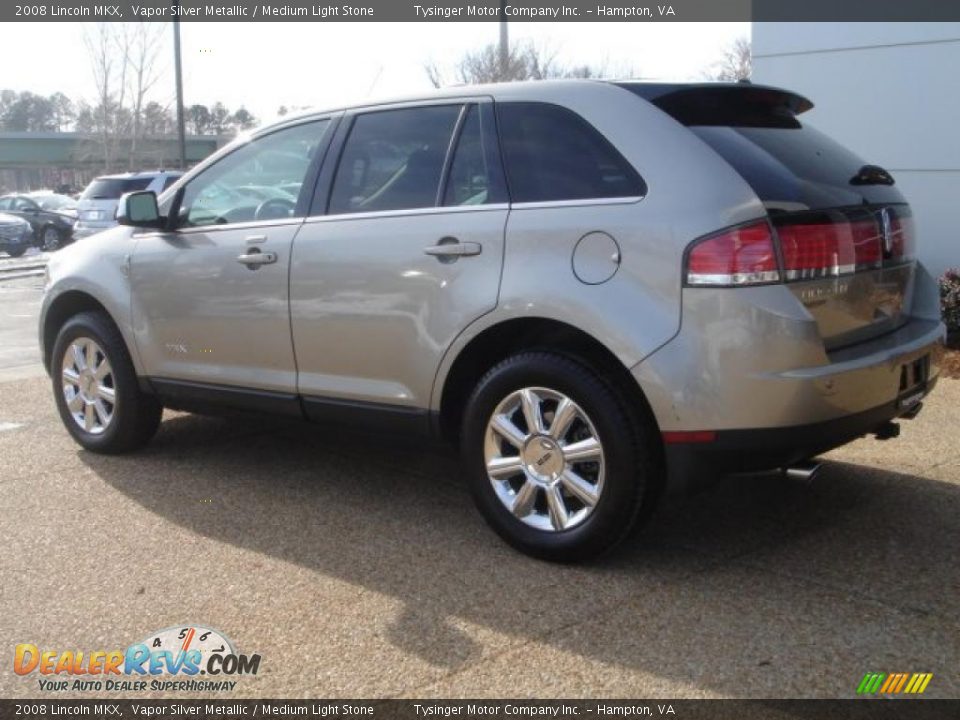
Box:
437;317;661;445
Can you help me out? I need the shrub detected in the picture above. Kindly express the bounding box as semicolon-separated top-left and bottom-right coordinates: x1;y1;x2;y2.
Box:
941;268;960;334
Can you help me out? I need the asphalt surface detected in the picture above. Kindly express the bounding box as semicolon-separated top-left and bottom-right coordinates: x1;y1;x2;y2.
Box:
1;274;958;699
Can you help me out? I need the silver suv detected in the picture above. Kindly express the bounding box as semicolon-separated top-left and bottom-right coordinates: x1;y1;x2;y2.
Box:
74;171;183;239
40;81;945;560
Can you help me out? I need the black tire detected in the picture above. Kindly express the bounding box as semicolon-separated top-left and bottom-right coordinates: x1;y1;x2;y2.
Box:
4;246;27;258
41;226;62;251
461;352;662;562
51;311;162;454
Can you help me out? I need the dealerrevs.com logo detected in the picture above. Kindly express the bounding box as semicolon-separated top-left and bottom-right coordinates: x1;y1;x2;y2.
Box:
14;625;261;693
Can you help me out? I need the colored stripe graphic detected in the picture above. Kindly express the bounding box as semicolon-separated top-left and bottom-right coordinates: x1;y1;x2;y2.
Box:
857;673;885;694
893;673;909;693
904;673;933;694
857;672;933;695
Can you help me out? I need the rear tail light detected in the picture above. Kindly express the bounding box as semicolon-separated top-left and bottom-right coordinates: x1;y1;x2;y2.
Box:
889;214;916;260
685;221;780;286
778;219;882;280
685;207;914;287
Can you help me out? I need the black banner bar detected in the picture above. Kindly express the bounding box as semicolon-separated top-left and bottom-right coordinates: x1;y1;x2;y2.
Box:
1;700;958;720
4;1;960;23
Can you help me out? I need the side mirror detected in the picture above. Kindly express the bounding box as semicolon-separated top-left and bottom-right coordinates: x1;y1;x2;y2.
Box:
117;191;161;228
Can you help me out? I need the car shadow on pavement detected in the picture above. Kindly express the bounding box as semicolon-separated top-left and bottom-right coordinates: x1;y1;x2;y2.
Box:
81;411;960;697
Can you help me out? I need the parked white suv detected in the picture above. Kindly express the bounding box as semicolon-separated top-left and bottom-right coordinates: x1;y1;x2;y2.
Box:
74;171;182;239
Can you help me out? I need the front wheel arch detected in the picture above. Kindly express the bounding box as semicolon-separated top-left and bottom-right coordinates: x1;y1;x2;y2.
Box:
43;291;115;374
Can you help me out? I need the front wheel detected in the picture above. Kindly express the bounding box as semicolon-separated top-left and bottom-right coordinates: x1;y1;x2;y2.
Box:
4;246;27;257
461;352;661;562
51;311;162;453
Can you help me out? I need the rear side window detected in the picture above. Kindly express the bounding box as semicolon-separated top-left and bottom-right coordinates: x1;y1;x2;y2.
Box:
329;105;461;214
81;177;153;200
496;102;644;203
443;106;490;207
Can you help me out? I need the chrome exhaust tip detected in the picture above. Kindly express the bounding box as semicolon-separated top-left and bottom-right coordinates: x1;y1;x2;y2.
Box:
784;461;822;483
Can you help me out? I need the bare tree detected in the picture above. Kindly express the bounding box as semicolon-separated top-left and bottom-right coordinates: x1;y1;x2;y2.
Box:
125;22;166;169
707;37;752;81
425;41;625;88
83;23;118;169
83;23;137;170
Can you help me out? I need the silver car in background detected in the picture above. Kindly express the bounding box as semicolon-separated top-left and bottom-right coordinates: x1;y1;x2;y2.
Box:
39;81;945;561
74;170;183;239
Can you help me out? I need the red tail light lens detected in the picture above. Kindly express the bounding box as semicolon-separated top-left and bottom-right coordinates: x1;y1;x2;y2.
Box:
778;219;883;280
685;221;780;286
889;214;915;260
686;207;914;288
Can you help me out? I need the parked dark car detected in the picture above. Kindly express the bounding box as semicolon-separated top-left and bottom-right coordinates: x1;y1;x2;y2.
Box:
0;212;33;257
0;193;77;251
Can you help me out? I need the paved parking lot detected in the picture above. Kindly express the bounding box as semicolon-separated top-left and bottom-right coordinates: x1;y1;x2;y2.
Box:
0;275;957;699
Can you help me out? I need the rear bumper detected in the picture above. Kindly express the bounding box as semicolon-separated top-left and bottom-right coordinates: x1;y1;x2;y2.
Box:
632;273;946;494
664;376;937;493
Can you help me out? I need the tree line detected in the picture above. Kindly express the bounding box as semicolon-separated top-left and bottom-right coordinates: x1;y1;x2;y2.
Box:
0;90;256;137
424;37;751;86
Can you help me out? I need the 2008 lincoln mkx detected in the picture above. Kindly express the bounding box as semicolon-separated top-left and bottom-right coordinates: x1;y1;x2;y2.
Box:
40;80;945;560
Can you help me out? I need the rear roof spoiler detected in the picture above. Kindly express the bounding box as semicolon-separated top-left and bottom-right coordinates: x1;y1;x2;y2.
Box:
614;82;814;127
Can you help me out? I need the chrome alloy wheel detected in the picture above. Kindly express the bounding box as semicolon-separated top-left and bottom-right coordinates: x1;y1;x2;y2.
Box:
61;337;116;435
484;387;605;532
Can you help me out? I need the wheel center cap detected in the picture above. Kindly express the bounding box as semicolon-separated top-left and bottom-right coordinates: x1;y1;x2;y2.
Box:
522;436;564;480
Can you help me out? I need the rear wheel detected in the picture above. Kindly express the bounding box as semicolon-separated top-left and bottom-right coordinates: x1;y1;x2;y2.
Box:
41;226;62;251
4;246;26;258
51;311;162;454
462;352;661;561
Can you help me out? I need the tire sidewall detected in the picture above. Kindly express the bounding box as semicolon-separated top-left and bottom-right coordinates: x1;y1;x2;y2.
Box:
462;354;645;560
42;226;61;251
51;313;138;452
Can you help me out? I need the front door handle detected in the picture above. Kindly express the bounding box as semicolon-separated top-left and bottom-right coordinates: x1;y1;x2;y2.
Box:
237;250;278;267
423;240;482;259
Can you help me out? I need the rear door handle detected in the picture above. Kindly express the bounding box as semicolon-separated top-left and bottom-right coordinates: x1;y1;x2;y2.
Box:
237;250;277;266
423;241;482;258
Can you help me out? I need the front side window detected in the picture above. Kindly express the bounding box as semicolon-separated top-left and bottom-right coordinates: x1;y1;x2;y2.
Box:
176;119;329;228
328;105;461;215
497;102;644;203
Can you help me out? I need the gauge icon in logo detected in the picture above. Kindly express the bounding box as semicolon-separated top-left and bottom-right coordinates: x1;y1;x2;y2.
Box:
139;625;234;667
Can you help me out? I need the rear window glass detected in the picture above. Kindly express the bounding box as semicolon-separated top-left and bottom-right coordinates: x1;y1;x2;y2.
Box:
497;102;645;204
623;85;904;210
691;124;903;210
81;177;154;200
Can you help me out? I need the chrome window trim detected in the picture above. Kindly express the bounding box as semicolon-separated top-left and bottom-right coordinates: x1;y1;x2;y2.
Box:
509;195;645;210
303;203;509;225
134;216;306;239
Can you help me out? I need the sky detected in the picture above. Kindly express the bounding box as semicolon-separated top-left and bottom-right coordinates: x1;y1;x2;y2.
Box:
1;21;749;123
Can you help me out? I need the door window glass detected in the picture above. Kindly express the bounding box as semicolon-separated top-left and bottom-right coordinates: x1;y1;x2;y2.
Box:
329;105;461;214
497;102;644;203
443;106;491;206
177;119;329;227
